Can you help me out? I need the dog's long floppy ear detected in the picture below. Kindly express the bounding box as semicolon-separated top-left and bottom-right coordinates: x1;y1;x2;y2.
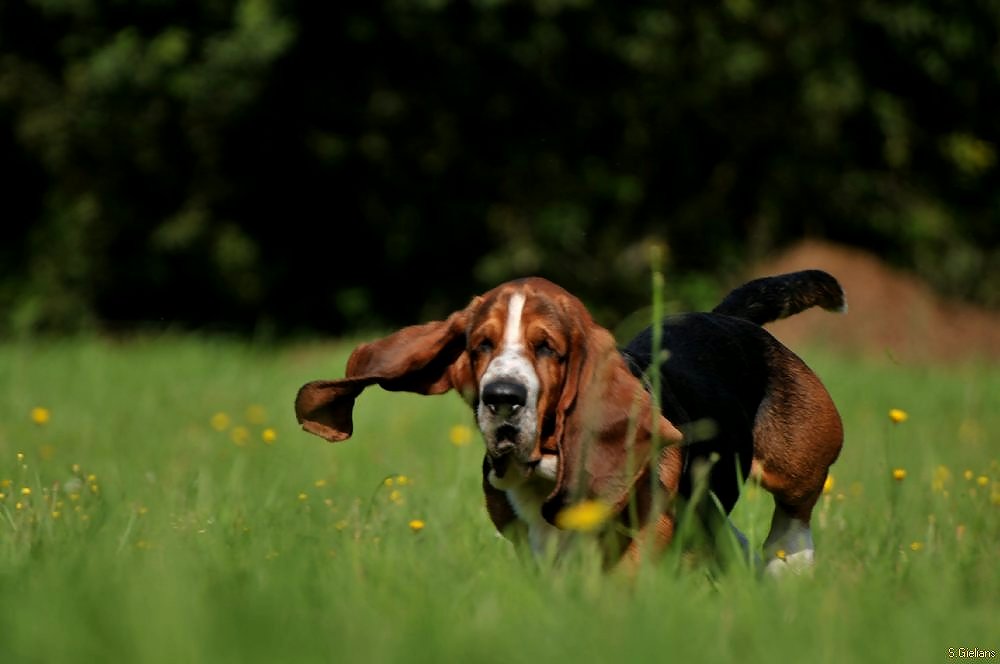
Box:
295;303;477;442
542;323;683;524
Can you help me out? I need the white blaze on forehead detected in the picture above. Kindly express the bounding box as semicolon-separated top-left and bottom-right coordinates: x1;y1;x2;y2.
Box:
503;292;527;349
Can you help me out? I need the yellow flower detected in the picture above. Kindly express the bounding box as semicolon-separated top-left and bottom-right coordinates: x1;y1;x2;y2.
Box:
555;500;612;532
910;541;924;552
30;407;50;425
210;412;231;431
297;492;308;501
823;474;835;495
313;479;327;488
892;468;907;482
16;451;25;464
976;475;989;487
261;428;277;444
20;487;31;496
245;404;267;425
396;475;409;486
409;519;425;533
389;489;403;505
449;424;473;447
383;477;395;487
888;409;908;424
963;469;974;481
931;465;952;492
776;549;787;561
230;426;250;446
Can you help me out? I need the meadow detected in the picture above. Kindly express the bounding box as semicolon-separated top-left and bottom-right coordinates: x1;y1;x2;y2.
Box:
0;336;996;663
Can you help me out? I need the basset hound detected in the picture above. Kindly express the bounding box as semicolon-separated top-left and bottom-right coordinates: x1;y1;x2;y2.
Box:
295;271;845;573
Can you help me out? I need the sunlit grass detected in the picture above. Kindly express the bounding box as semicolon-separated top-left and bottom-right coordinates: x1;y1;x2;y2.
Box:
0;337;997;663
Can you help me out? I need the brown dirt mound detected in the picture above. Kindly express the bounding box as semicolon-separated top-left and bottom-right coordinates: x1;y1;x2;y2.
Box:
750;240;1000;363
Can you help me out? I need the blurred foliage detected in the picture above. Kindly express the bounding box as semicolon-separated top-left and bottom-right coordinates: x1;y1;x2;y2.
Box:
1;0;998;336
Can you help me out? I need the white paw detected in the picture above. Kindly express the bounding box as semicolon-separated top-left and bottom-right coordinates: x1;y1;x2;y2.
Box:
764;549;815;577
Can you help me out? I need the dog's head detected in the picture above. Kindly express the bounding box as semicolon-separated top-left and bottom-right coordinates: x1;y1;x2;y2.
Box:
295;277;682;525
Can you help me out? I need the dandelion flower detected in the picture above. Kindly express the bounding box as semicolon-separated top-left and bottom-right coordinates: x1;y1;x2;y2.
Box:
449;424;473;447
931;465;952;493
409;519;425;533
314;479;327;488
396;475;409;486
20;487;31;496
976;475;989;487
963;469;974;481
261;428;278;444
0;493;5;500
823;474;835;495
297;492;308;501
555;500;612;532
230;426;250;446
210;412;231;431
383;477;395;487
245;404;267;425
888;408;908;424
892;468;907;481
16;451;25;464
389;489;403;505
30;407;50;425
910;541;924;552
776;549;787;561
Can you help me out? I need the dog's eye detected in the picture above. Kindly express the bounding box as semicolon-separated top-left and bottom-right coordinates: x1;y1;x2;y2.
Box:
534;340;556;358
473;340;494;355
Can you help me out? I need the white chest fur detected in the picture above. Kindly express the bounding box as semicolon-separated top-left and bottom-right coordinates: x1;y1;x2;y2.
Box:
488;454;564;555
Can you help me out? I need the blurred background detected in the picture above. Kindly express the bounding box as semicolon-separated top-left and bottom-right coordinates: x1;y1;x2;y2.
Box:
1;0;998;345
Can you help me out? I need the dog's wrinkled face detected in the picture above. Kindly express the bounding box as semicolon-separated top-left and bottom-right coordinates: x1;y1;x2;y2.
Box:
466;285;571;479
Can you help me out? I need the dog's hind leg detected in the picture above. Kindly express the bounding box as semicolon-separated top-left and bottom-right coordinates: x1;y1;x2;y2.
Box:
752;353;843;576
761;499;818;576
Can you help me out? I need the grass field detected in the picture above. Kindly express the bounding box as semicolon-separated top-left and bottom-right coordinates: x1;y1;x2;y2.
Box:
0;336;997;663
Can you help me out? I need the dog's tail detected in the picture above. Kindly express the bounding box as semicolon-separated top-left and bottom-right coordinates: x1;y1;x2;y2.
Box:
712;270;846;326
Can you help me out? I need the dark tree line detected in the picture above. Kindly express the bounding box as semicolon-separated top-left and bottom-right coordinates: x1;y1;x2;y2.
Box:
1;0;997;336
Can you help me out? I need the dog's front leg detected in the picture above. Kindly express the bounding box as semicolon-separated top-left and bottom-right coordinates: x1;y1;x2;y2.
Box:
617;445;684;572
619;512;677;569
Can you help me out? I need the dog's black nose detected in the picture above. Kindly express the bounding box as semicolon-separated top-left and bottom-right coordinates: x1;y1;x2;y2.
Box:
482;380;527;412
